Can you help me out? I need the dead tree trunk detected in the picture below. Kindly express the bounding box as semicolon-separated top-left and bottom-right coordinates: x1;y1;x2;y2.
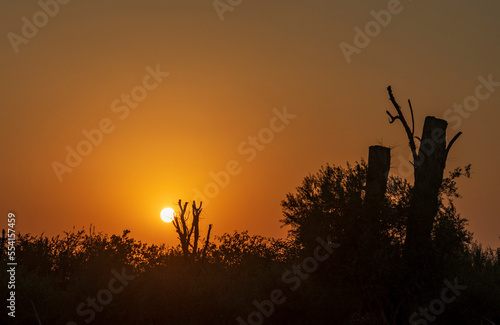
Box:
365;145;391;207
364;145;391;243
363;145;394;324
405;117;448;267
385;86;462;271
359;145;391;250
172;200;213;262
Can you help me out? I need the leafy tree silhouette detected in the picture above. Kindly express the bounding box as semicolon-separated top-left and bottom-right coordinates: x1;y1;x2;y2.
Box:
280;160;478;324
279;87;475;323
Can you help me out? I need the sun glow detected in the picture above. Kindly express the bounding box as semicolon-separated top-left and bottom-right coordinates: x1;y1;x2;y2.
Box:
160;207;175;223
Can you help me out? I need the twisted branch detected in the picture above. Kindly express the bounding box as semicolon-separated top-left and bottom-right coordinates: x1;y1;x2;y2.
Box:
386;86;418;164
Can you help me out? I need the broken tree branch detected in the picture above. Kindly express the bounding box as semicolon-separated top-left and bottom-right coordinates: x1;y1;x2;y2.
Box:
445;131;462;161
387;86;418;164
408;99;415;134
386;111;400;124
201;224;213;261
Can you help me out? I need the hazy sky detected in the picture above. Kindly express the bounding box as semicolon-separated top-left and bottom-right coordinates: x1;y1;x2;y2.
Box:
1;0;499;248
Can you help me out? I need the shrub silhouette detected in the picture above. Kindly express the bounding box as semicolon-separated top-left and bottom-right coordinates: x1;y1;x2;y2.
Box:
1;163;498;324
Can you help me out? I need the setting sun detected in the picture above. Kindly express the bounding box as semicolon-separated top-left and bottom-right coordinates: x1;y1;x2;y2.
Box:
160;207;175;223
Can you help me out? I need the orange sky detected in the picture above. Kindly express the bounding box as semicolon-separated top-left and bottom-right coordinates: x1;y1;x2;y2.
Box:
1;0;499;248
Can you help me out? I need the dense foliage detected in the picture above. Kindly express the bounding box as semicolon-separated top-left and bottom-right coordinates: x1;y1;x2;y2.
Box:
1;163;498;324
